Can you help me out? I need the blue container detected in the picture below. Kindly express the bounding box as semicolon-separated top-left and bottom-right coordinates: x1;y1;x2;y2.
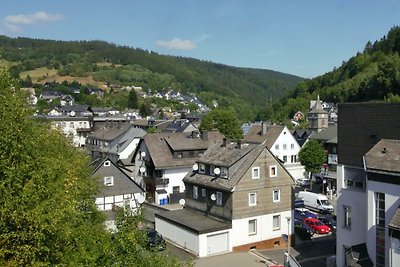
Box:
164;198;169;205
159;199;163;205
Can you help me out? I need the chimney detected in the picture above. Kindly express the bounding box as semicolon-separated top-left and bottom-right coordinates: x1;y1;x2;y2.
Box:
237;139;242;149
202;131;208;141
262;122;267;135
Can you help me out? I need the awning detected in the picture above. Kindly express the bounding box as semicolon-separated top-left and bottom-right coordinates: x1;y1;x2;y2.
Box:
344;243;373;267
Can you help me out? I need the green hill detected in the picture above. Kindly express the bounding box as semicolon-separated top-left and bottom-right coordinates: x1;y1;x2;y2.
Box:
0;35;303;121
272;26;400;122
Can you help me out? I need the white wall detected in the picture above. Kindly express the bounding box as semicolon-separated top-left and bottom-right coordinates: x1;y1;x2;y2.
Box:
367;180;400;266
155;216;199;255
231;210;292;248
118;138;140;160
336;164;368;267
163;167;191;194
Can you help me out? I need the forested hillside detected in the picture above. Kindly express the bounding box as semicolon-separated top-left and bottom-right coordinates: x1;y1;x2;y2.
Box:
0;35;302;121
271;26;400;122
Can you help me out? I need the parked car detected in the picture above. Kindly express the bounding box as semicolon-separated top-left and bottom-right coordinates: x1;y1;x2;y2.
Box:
294;218;314;240
147;228;166;250
296;178;310;187
294;207;317;221
303;218;331;234
317;216;337;234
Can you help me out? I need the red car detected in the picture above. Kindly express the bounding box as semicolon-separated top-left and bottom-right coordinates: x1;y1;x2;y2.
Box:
303;218;331;234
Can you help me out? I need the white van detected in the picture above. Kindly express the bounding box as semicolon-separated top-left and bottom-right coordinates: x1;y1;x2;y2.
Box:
297;191;334;214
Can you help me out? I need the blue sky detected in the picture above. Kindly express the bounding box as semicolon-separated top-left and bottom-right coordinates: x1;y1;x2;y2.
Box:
1;1;400;78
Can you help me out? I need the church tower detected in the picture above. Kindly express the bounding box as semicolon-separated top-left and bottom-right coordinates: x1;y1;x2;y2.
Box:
308;95;328;132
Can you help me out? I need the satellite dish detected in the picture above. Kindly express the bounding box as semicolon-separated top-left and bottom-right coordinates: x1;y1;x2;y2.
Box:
214;167;221;176
140;151;146;158
70;110;75;117
136;195;145;204
139;166;146;174
179;199;186;206
192;163;199;171
210;193;216;201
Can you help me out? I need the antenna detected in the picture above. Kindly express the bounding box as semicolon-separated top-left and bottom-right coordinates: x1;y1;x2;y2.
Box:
213;167;221;176
192;163;199;171
139;166;146;174
70;110;75;117
140;151;146;158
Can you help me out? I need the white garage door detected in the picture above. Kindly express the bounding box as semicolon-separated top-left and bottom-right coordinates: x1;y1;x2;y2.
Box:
207;232;229;255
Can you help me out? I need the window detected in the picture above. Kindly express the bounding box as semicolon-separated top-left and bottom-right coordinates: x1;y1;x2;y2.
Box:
275;144;279;150
270;166;277;177
177;153;182;159
283;156;287;163
273;215;281;230
291;155;297;163
283;144;287;150
220;167;228;178
291;143;295;149
193;186;198;199
344;206;351;228
199;163;205;173
252;167;260;179
104;176;114;186
273;189;280;202
249;193;257;206
248;219;257;235
104;160;111;167
201;188;206;198
173;186;180;194
216;191;223;206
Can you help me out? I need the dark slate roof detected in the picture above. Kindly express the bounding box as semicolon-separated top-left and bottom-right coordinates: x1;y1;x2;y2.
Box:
163;119;194;133
183;141;266;191
155;208;231;234
310;124;337;143
243;124;284;148
144;131;224;169
90;123;132;141
108;127;146;154
364;139;400;174
61;104;91;113
309;96;328;114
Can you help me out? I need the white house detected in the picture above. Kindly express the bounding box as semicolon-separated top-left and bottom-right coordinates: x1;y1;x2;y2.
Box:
244;123;305;180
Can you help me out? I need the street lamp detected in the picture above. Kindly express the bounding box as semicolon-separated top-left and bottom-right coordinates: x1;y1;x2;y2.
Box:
285;216;291;267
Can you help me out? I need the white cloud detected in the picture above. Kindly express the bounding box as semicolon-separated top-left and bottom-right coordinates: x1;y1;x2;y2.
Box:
3;11;63;32
156;38;196;50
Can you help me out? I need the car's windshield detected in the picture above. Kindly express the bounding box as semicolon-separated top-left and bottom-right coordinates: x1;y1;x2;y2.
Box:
320;199;330;205
315;221;324;226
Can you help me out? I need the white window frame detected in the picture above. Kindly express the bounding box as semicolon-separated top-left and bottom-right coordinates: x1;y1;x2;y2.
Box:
104;160;111;167
248;219;257;235
104;176;114;186
193;186;198;199
220;167;228;178
283;155;287;163
270;165;277;177
216;191;223;206
249;193;257;206
199;163;205;174
273;215;281;230
291;143;295;149
252;167;260;179
283;144;287;150
273;189;280;202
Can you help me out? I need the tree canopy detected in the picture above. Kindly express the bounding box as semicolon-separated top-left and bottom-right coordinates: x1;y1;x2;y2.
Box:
298;139;326;174
0;69;190;266
199;108;243;139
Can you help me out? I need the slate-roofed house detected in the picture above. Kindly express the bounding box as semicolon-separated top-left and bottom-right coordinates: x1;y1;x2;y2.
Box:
162;119;198;133
244;122;305;180
133;131;224;205
155;140;294;257
336;103;400;267
93;157;145;231
292;128;313;147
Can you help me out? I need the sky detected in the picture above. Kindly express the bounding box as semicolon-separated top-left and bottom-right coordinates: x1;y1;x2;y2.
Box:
1;1;400;78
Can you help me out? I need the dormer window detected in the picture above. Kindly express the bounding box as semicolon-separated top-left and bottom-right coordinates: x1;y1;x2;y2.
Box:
220;167;228;178
199;163;205;173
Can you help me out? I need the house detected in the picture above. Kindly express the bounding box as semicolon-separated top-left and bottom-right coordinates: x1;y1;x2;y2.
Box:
336;103;400;267
155;140;294;257
244;122;305;180
133;131;224;205
308;95;329;133
93;158;145;231
162;119;198;133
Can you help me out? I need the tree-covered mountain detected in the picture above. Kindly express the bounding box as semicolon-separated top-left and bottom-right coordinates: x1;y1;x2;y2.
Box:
0;35;303;121
271;26;400;123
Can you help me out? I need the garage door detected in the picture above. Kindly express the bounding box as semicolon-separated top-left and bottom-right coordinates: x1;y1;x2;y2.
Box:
207;232;229;255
